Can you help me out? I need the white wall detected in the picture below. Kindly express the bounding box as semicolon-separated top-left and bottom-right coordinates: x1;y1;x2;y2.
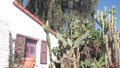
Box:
0;19;9;68
0;0;58;68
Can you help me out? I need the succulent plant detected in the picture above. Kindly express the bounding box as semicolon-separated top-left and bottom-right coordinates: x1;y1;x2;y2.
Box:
43;21;56;68
43;6;119;68
95;6;120;68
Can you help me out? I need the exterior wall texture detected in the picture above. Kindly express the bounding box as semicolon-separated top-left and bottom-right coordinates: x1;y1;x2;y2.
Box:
0;19;9;68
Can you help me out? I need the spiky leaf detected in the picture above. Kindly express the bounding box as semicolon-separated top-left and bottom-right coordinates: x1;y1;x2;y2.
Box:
82;30;90;40
63;41;67;48
56;33;67;47
67;38;73;47
56;33;64;41
74;30;90;48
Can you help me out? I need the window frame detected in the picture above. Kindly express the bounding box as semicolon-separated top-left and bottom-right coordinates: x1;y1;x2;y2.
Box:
16;34;39;59
40;40;47;64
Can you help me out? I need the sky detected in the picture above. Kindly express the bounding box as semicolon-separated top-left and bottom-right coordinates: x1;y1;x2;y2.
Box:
96;0;120;31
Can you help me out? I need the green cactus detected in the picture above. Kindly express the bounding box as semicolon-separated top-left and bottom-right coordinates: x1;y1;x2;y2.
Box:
73;30;90;48
43;6;119;68
43;21;56;68
95;6;120;67
119;32;120;47
54;17;91;68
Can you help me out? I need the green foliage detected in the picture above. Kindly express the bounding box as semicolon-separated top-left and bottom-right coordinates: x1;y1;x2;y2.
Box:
42;4;120;68
88;29;101;40
56;30;89;49
73;30;89;48
61;63;65;68
56;33;68;48
95;6;116;35
92;57;105;68
43;8;110;67
43;13;107;68
54;17;90;60
9;55;14;68
79;56;105;68
9;41;14;68
80;60;91;68
119;33;120;47
94;6;120;68
53;17;102;68
17;0;98;31
43;21;53;62
17;0;22;4
43;21;57;68
67;38;73;47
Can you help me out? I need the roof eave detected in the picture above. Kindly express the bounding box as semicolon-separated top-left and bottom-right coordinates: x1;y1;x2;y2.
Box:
13;0;56;35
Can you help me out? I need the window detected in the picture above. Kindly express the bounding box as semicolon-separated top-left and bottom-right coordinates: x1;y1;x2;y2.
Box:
40;40;47;64
15;34;38;61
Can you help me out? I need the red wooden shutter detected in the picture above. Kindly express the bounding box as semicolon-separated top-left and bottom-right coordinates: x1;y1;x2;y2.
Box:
15;34;25;62
40;40;47;64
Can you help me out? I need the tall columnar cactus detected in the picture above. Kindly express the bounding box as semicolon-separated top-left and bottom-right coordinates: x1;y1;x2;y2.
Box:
119;32;120;47
95;6;120;67
43;21;56;68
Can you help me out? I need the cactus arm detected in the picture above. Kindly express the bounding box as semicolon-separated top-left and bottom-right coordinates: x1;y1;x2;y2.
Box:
73;30;90;48
43;21;54;63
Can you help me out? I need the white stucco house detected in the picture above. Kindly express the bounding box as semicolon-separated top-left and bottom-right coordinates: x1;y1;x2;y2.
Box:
0;0;58;68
